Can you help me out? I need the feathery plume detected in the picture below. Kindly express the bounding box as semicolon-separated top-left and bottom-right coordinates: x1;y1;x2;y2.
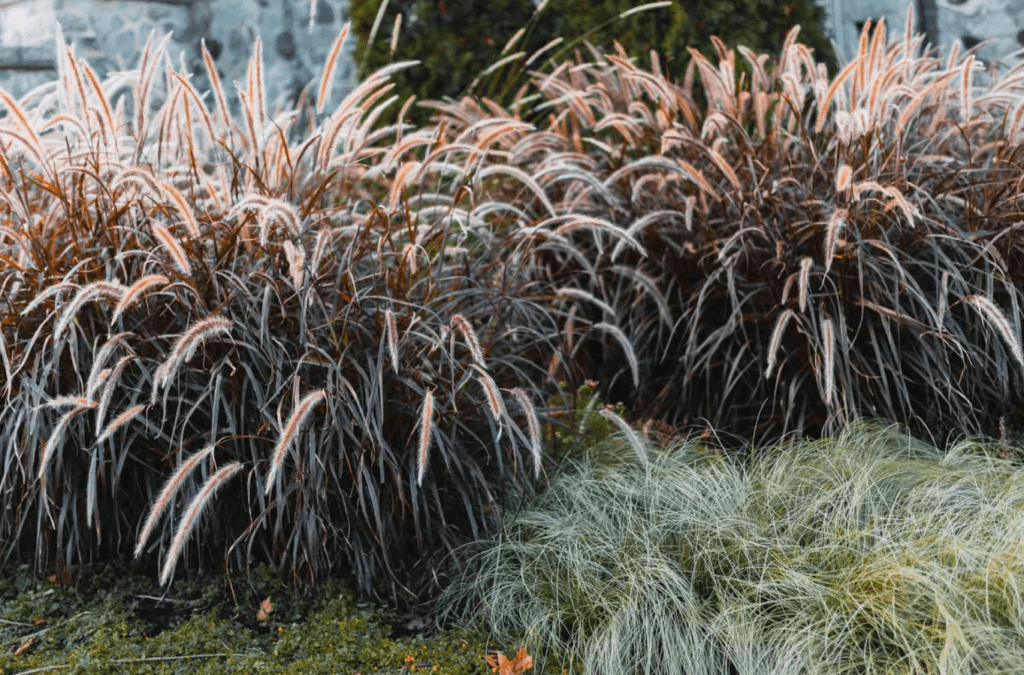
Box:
39;395;93;411
310;229;333;276
252;35;266;133
65;44;89;119
823;208;847;275
54;281;127;342
470;363;505;441
475;120;533;151
111;274;169;324
134;445;215;558
815;57;860;134
481;52;525;78
836;164;852;193
674;158;718;199
961;54;974;119
385;309;399;374
766;309;795;378
152;316;233;396
619;1;671;19
264;389;327;495
884;188;917;227
111;166;163;201
151;223;192;276
283;240;306;290
510;388;542;479
416;388;435;487
364;0;389;65
80;59;118;154
317;23;350;114
684;195;696;232
96;404;146;445
707;148;741;191
234;85;260;155
799;257;813;313
160;462;243;585
450;314;486;369
501;28;525;55
821;318;836;406
780;273;797;306
388;161;420;211
84;332;132;399
524;37;563;68
161;181;201;238
937;271;949;327
964;295;1024;370
389;12;401;54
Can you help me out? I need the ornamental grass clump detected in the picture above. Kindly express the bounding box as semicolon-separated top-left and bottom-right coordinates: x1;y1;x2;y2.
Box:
423;5;1024;455
435;418;1024;675
0;22;575;611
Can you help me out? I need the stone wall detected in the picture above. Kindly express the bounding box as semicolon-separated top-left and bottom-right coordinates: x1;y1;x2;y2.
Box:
0;0;1019;116
0;0;357;115
824;0;1024;66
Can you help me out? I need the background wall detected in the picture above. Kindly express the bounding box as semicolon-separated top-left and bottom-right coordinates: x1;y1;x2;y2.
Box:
0;0;357;115
824;0;1024;65
0;0;1018;113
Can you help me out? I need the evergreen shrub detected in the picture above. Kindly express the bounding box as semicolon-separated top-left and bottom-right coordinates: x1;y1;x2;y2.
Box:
350;0;837;126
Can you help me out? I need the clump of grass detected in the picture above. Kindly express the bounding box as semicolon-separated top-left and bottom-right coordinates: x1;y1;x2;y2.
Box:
435;418;1024;675
423;5;1024;456
0;22;570;612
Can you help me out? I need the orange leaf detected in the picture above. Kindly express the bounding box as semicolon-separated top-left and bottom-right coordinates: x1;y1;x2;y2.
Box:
256;597;273;621
485;646;533;675
15;637;36;657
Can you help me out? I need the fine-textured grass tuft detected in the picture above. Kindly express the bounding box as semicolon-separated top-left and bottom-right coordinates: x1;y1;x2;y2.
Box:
435;418;1024;675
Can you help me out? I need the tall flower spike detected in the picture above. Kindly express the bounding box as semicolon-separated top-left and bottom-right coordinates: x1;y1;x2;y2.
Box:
417;388;435;487
385;309;399;374
134;445;215;558
265;389;327;495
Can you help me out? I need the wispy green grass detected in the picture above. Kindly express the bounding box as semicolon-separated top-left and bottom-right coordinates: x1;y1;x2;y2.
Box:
435;418;1024;675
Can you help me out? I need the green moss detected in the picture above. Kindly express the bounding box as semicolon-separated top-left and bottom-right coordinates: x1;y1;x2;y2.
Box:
0;564;569;675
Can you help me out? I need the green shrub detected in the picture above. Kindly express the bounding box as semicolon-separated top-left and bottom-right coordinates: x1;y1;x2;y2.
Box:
350;0;837;127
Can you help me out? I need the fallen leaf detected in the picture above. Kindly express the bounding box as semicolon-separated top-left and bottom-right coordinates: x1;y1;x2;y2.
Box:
256;596;273;622
14;637;36;657
485;645;533;675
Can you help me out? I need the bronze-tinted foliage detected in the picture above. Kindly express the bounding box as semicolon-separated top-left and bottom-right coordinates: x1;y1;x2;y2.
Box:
0;25;570;612
424;8;1024;457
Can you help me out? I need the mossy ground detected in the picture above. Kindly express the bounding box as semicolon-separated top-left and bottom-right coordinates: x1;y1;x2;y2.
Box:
0;562;571;675
0;384;629;675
